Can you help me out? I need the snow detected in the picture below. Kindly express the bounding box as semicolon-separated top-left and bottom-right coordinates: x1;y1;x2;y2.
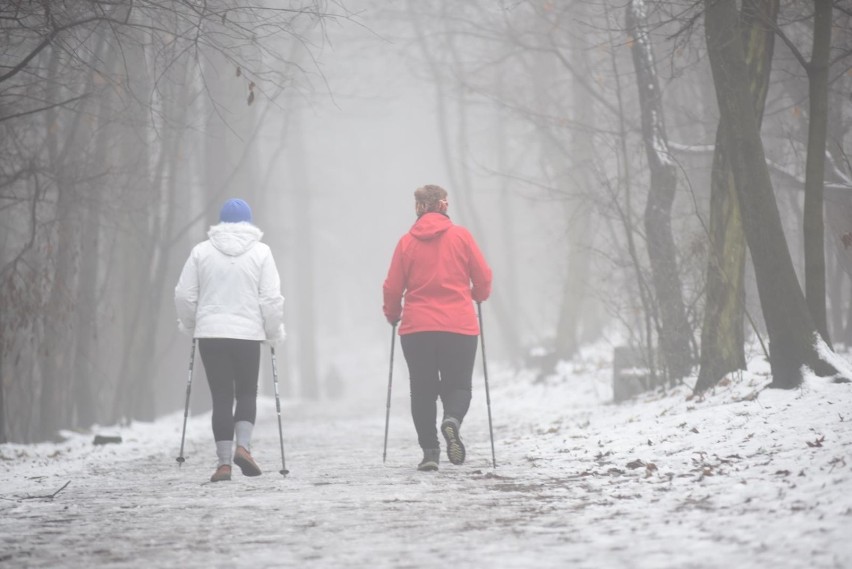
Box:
2;340;851;568
815;333;852;379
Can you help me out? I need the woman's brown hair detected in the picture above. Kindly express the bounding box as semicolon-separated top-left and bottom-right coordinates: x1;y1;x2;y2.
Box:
414;185;448;217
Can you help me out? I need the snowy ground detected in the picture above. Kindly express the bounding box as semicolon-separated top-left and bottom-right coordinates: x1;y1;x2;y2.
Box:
2;342;852;569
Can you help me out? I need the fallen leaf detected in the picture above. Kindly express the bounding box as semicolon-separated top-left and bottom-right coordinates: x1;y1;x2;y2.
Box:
806;435;826;448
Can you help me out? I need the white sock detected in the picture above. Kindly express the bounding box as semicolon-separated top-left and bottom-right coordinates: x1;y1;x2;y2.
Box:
235;421;253;450
216;440;233;466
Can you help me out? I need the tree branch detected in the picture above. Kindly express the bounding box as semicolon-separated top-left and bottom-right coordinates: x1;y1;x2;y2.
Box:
0;94;88;123
0;16;115;84
764;14;810;70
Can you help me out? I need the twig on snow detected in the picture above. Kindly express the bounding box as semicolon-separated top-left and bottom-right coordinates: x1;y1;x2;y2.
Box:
19;481;71;501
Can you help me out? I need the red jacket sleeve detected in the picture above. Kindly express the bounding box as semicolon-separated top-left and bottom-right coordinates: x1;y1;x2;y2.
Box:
382;239;406;323
467;234;492;303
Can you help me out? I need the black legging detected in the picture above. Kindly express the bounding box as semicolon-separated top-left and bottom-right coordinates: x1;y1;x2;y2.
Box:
198;338;261;442
400;332;478;450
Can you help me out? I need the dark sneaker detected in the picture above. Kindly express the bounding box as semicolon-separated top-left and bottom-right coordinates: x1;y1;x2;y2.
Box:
441;417;465;465
233;446;262;477
417;448;440;472
210;465;232;482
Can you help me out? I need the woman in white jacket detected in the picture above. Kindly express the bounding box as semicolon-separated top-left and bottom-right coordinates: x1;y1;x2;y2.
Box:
175;198;285;483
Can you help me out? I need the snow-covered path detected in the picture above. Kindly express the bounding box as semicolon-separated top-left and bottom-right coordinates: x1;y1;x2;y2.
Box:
2;346;852;568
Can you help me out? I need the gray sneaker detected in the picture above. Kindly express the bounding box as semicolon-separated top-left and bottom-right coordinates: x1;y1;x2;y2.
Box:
417;448;440;471
441;417;466;465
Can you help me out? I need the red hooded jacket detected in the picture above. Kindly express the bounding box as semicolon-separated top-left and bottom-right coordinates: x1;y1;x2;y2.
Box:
383;212;492;336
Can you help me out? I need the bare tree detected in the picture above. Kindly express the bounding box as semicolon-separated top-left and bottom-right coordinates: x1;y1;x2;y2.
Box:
696;0;779;392
704;0;842;388
0;0;336;441
289;105;320;400
627;0;693;381
803;1;834;342
407;0;524;361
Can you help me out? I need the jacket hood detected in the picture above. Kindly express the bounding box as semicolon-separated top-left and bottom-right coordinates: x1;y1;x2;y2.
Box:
208;222;263;256
409;212;452;241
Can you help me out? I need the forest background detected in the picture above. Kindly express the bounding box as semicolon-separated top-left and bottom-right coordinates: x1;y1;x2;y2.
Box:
1;0;851;443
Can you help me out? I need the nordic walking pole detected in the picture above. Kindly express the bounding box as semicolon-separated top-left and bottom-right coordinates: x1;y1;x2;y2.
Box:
382;322;398;463
176;338;197;466
477;302;497;469
270;346;290;476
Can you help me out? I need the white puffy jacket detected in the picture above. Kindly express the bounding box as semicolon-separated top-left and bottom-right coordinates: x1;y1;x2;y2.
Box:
174;222;285;342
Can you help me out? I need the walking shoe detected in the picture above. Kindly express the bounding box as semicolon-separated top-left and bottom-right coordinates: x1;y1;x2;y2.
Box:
210;465;232;482
441;417;466;465
417;448;440;472
233;446;262;477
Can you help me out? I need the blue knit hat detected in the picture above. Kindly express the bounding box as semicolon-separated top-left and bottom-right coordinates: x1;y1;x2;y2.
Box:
219;198;252;223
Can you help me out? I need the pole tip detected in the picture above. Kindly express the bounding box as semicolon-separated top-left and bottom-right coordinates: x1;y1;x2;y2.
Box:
279;469;289;476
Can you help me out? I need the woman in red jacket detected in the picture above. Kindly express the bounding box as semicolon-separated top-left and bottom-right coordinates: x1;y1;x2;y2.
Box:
383;185;492;471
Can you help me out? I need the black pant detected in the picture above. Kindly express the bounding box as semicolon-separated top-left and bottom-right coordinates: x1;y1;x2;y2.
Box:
198;338;260;442
400;332;478;450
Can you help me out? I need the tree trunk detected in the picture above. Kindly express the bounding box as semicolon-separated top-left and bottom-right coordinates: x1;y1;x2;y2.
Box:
40;171;78;439
125;59;191;421
109;36;153;424
526;8;593;368
113;40;186;422
845;289;852;346
603;0;659;382
40;45;89;439
827;250;843;342
826;27;849;345
551;1;595;365
289;109;319;399
72;32;111;429
803;0;833;345
697;0;778;392
494;69;521;362
627;0;692;381
409;0;523;361
0;351;5;443
450;87;522;361
704;0;838;388
73;190;99;428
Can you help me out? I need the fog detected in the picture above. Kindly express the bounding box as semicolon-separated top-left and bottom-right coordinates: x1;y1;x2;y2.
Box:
2;1;852;444
198;4;569;404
